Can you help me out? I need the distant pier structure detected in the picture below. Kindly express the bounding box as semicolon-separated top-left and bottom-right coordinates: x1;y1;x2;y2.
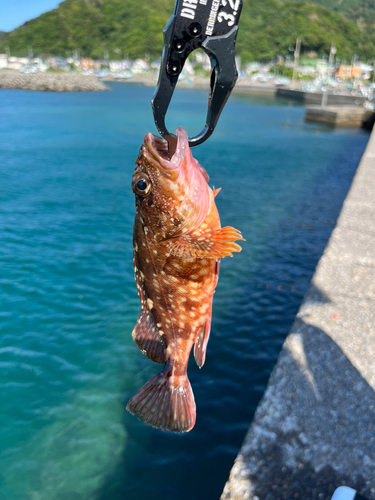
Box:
222;126;375;498
305;105;375;129
276;88;366;106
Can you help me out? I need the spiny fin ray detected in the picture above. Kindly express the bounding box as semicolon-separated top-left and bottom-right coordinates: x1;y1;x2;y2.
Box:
212;186;222;198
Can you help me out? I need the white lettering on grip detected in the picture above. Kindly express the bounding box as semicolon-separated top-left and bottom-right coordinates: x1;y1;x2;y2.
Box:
181;7;195;19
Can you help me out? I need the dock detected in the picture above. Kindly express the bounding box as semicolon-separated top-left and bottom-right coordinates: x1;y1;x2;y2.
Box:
276;88;366;106
222;127;375;498
305;105;375;129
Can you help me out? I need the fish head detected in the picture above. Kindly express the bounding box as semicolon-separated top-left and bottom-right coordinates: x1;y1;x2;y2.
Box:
132;127;212;242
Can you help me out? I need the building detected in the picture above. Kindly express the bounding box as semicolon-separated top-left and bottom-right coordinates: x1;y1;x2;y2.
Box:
80;58;95;70
7;56;29;70
336;65;361;79
0;54;8;69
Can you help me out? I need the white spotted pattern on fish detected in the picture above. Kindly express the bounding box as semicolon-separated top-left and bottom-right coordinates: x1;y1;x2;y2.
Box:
126;128;244;433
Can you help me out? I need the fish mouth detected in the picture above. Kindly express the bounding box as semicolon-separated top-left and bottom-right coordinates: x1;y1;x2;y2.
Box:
144;128;189;173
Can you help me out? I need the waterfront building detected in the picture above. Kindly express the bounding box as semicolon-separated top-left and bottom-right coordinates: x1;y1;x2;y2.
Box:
336;65;362;79
81;58;95;70
131;58;149;74
109;60;122;72
0;54;7;69
7;56;29;70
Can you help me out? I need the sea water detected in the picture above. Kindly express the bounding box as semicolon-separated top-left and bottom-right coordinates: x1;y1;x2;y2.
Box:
0;83;369;500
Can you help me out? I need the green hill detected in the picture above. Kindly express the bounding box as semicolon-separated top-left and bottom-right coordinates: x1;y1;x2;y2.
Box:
0;0;373;62
281;0;375;48
237;0;373;62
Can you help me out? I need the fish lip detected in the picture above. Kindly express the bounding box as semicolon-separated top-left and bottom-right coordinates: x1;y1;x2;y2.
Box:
144;128;188;172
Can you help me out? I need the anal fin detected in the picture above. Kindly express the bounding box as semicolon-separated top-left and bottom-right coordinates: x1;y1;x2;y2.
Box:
169;226;245;259
194;307;212;369
194;259;219;368
132;310;165;364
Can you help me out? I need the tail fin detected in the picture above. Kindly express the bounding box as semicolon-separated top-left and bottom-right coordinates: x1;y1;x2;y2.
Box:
126;364;196;432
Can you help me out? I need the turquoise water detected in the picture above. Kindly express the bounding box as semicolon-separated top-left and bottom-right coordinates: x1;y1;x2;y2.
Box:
0;83;369;500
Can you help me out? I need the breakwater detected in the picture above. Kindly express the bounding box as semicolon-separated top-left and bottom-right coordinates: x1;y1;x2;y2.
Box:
277;88;366;106
222;128;375;499
305;105;375;129
0;71;109;92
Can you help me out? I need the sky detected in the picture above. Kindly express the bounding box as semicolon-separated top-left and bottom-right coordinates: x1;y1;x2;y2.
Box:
0;0;61;32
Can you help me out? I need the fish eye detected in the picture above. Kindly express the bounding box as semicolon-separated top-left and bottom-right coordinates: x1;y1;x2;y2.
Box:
137;179;147;191
133;174;151;196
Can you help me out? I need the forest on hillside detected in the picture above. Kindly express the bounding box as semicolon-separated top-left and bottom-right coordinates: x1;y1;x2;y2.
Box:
284;0;375;46
0;0;373;62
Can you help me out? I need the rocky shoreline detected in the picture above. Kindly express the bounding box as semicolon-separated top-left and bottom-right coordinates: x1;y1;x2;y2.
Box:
0;71;110;92
0;70;280;95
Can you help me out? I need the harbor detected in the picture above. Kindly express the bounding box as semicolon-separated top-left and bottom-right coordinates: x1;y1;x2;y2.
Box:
1;83;370;500
1;0;375;497
2;68;374;132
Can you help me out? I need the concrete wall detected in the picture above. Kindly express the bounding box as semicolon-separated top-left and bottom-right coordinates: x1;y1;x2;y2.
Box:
222;129;375;500
277;88;366;106
305;106;374;128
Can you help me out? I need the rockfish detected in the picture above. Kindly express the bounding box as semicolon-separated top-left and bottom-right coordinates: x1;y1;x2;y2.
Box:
127;128;244;432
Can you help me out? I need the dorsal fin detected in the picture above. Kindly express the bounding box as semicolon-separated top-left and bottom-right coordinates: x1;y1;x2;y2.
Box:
212;186;222;198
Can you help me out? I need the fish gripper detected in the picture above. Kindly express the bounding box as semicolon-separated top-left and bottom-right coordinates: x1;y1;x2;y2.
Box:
151;0;243;149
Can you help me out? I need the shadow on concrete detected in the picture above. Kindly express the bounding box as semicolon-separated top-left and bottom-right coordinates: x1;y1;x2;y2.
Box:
237;311;375;500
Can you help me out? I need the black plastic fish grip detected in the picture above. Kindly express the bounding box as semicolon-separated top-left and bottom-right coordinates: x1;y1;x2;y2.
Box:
151;0;243;147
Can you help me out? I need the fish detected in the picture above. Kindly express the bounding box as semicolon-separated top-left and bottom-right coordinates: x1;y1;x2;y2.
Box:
126;127;244;433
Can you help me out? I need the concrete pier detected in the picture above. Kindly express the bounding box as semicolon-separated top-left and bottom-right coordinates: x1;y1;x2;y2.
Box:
277;88;366;106
222;129;375;499
305;105;374;128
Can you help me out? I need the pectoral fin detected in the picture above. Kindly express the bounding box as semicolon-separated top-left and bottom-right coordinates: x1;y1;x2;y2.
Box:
169;227;245;259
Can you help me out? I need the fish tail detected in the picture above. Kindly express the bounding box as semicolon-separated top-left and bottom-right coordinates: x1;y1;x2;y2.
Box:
126;361;196;432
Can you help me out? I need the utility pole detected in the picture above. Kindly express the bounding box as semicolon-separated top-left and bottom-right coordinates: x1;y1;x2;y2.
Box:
291;38;301;89
28;47;33;66
321;43;336;108
104;49;109;67
328;43;336;75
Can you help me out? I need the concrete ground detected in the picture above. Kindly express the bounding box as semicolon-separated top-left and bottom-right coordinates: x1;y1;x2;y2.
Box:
221;129;375;500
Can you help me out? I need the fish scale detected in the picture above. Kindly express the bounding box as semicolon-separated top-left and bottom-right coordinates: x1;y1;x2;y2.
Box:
127;127;244;432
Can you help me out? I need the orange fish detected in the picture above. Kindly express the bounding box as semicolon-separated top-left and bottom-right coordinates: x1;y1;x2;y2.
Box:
126;128;244;432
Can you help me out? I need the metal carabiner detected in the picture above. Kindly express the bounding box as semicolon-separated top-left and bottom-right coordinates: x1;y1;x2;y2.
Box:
151;0;243;150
